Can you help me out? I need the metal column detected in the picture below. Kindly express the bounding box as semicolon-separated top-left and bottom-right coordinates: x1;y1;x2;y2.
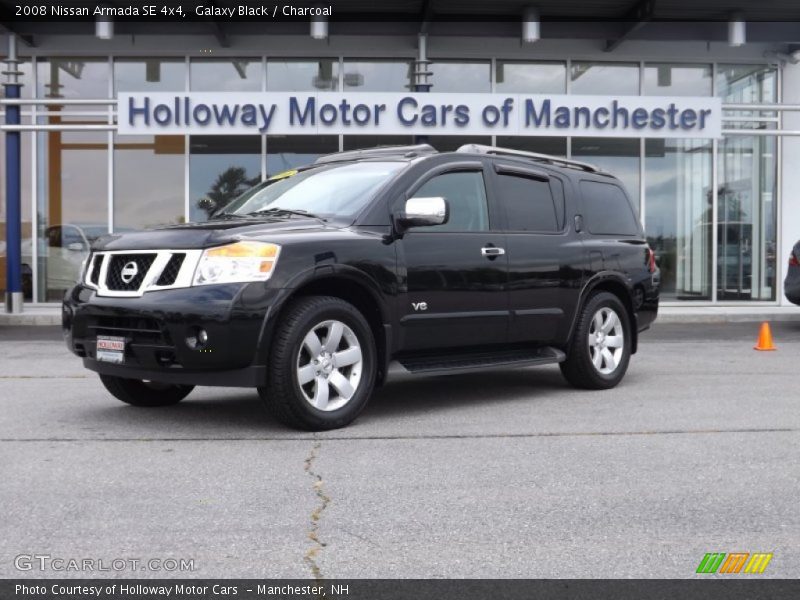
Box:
4;35;23;313
413;33;432;144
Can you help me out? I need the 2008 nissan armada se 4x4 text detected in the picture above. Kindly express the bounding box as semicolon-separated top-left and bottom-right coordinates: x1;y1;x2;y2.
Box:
63;144;660;431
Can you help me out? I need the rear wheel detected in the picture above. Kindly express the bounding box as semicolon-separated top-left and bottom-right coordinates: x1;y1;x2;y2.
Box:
259;295;376;431
560;291;631;390
99;375;194;407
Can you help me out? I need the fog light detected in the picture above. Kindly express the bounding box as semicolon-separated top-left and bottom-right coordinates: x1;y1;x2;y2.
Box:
186;327;209;350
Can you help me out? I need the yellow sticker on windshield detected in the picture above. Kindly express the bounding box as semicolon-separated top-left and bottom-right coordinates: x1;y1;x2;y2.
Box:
268;169;298;181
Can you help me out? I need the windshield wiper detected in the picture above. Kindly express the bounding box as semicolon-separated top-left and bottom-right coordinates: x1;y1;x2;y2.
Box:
210;213;249;221
248;207;326;221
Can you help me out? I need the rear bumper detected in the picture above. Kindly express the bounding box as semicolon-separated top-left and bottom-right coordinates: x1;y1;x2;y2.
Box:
63;283;282;387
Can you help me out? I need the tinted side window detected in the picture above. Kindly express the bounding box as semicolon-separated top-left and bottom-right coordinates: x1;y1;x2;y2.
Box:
497;174;558;232
580;181;639;236
413;171;489;232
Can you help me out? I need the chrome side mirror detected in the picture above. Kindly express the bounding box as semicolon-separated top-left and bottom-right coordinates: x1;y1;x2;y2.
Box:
399;196;449;228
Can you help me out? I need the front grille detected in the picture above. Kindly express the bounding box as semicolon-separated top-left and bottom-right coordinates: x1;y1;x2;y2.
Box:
88;254;103;285
106;254;156;291
88;315;171;345
156;253;186;286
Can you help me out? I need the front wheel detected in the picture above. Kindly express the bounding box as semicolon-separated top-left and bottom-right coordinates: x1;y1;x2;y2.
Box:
259;296;377;431
560;291;631;390
99;375;194;407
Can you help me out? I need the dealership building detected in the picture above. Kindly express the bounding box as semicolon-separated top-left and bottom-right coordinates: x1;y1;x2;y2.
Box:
2;1;800;314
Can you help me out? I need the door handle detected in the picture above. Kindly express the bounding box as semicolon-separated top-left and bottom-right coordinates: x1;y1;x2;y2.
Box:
481;246;506;257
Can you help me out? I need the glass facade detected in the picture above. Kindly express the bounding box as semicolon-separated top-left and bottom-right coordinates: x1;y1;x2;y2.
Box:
570;62;639;95
36;132;109;301
343;60;414;92
113;134;185;231
191;58;262;92
190;136;261;222
644;63;712;97
0;56;783;304
572;138;641;212
496;61;566;94
645;139;713;300
266;59;338;91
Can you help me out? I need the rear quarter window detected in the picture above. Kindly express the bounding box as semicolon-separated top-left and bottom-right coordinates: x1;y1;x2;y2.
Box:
580;180;640;236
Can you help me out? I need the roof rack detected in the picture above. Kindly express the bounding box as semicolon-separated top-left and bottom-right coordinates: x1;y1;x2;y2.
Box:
314;144;438;165
456;144;601;173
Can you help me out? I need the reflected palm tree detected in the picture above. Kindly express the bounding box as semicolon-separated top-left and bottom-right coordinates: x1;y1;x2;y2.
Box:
197;166;259;217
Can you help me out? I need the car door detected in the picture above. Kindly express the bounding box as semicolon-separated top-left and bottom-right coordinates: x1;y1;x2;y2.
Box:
491;163;583;344
396;161;509;351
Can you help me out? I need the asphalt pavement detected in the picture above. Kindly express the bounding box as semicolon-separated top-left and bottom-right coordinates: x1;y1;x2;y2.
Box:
0;321;798;578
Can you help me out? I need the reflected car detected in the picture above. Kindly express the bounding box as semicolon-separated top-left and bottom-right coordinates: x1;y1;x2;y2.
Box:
22;225;125;298
785;240;800;305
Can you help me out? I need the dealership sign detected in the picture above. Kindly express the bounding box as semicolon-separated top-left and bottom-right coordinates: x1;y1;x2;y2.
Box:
118;92;722;139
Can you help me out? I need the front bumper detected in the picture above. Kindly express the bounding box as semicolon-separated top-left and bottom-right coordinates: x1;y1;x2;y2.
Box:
63;282;283;387
785;268;800;305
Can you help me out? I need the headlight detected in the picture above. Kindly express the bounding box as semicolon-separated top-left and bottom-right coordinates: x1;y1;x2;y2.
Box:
193;241;281;286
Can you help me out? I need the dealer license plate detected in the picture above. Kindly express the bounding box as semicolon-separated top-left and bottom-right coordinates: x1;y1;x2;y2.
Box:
96;335;125;364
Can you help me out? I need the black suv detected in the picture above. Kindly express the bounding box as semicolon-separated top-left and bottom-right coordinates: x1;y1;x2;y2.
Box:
63;144;660;430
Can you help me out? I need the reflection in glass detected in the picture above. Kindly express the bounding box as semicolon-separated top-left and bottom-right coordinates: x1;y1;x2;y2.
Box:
222;162;405;220
342;60;413;91
0;57;33;97
495;61;566;94
37;59;109;113
495;136;567;157
715;65;777;301
717;64;777;103
36;132;109;301
429;61;490;93
426;136;491;152
570;62;639;96
645;139;712;300
266;136;339;176
643;63;712;97
115;59;186;92
267;60;339;91
190;136;261;222
572;138;640;211
191;59;262;91
343;135;414;150
717;135;777;301
114;135;185;230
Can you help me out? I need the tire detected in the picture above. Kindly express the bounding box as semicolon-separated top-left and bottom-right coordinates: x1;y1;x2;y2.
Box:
560;291;631;390
259;295;377;431
99;374;194;407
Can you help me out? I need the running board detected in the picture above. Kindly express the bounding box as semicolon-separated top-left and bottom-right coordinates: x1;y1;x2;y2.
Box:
387;347;565;379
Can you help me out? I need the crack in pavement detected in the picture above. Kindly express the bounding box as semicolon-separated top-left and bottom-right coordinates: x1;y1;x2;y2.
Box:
303;440;330;582
0;427;797;443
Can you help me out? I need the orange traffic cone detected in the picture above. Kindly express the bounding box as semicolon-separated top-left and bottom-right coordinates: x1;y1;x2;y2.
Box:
754;322;776;351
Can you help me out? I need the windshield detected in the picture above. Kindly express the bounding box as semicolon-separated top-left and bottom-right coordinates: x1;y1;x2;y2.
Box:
218;161;405;220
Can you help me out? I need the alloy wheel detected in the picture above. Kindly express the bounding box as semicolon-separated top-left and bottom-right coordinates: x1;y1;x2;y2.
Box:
587;307;625;375
296;319;364;411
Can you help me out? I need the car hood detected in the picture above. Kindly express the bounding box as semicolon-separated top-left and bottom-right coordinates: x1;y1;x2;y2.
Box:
93;217;343;251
